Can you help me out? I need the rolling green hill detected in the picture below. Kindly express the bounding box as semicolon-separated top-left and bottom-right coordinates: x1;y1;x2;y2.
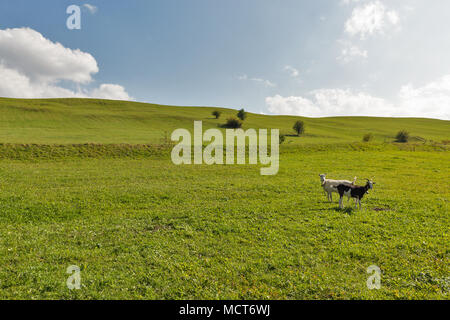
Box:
0;97;448;145
0;97;448;299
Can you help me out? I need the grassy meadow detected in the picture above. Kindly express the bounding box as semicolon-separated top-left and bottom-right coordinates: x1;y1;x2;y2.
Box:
0;97;448;145
0;98;448;299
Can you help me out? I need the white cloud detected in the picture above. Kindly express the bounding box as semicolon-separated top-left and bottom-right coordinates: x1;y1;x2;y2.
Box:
284;65;300;78
266;75;450;120
345;1;399;39
338;1;401;63
337;41;368;63
238;74;276;87
398;75;450;120
386;10;399;25
0;63;80;98
90;84;132;100
83;4;98;14
266;90;392;118
0;27;98;83
0;28;132;101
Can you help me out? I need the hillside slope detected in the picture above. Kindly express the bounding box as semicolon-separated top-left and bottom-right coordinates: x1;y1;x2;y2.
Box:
0;98;448;144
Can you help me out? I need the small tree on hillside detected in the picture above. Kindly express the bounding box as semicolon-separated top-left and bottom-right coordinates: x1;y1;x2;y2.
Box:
395;130;410;143
293;120;305;136
237;109;247;121
212;110;222;119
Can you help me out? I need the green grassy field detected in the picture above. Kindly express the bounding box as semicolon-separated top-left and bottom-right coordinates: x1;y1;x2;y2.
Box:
1;97;448;144
0;98;448;299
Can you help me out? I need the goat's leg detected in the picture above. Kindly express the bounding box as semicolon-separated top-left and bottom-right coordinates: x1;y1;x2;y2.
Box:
354;198;358;209
330;192;333;202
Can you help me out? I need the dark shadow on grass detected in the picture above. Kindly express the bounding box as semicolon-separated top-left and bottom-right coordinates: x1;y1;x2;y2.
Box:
373;207;391;212
334;207;355;214
217;124;242;129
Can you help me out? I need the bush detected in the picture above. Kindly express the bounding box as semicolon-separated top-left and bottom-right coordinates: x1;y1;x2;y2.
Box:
279;134;286;145
363;133;373;142
237;109;247;121
293;120;305;136
395;130;410;143
224;117;242;129
212;111;221;119
160;131;175;148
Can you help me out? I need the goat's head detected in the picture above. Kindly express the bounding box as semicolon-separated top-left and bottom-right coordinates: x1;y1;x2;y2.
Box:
319;174;327;184
365;178;375;190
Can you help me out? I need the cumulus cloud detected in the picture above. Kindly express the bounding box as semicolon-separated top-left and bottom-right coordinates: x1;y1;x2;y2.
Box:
397;75;450;120
90;84;132;100
345;1;399;39
0;27;132;101
266;75;450;120
0;63;80;98
0;27;98;83
266;90;392;118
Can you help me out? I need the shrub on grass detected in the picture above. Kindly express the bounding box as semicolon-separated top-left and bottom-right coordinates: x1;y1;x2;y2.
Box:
160;131;175;148
363;133;374;142
395;130;410;143
279;134;286;145
224;117;242;129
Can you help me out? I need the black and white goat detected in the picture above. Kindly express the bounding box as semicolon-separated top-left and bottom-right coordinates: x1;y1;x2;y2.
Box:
337;179;375;210
319;174;357;202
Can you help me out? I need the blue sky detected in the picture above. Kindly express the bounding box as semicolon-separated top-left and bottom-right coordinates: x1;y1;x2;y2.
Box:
0;0;449;119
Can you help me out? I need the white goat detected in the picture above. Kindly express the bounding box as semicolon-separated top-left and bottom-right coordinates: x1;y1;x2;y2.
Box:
319;174;357;202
